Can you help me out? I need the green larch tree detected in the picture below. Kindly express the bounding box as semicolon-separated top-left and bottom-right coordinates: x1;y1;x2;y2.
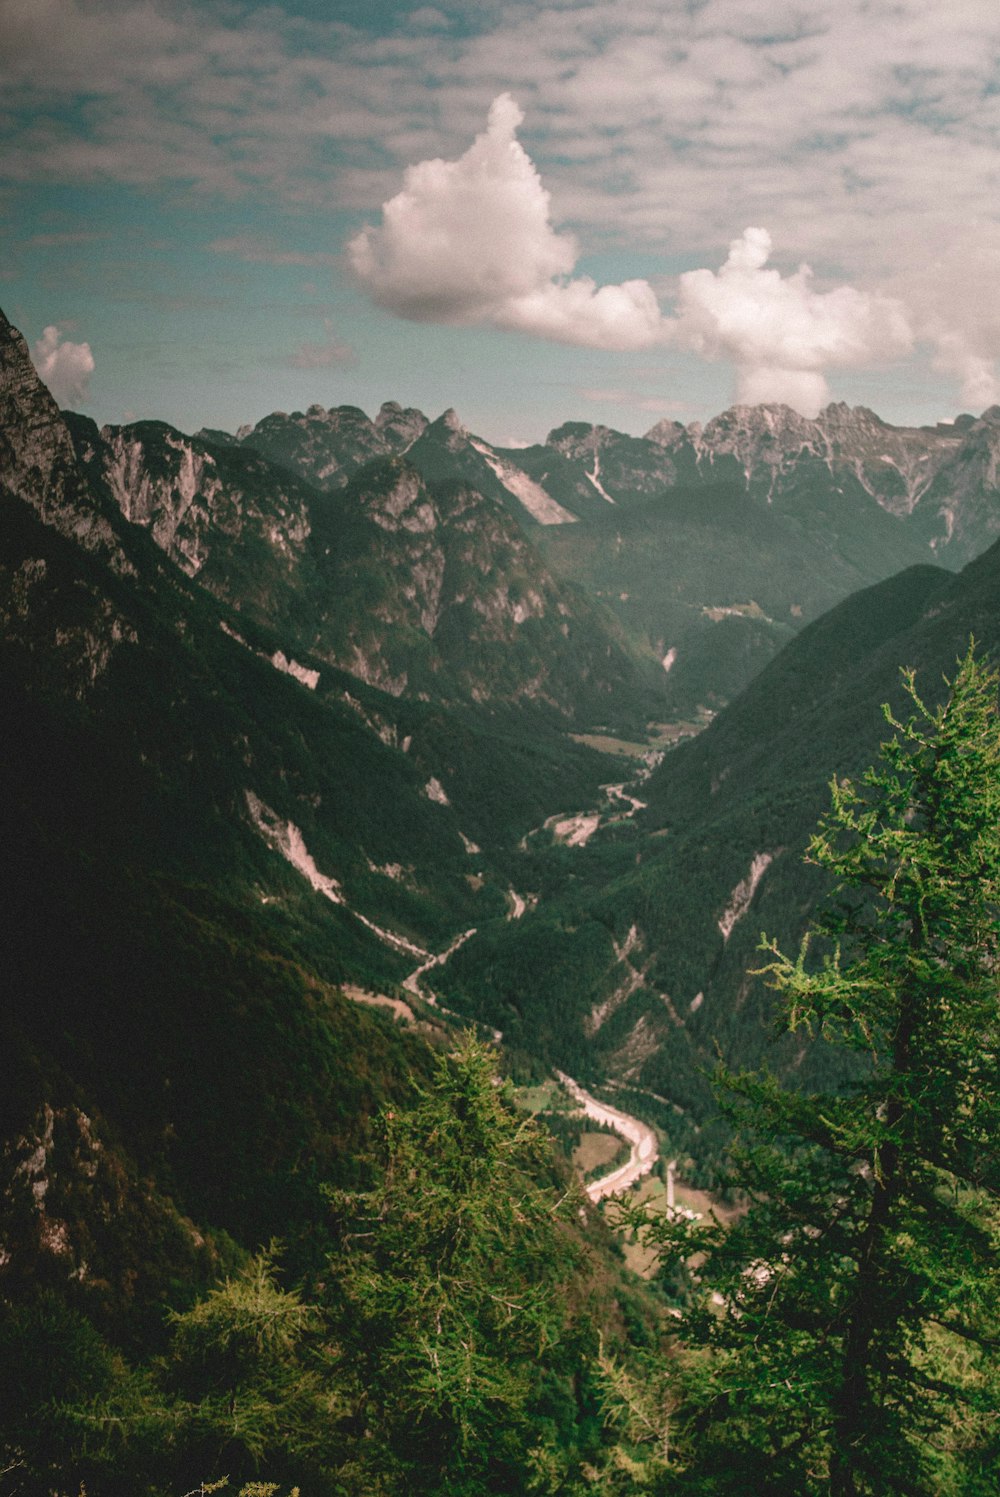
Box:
323;1034;587;1496
636;646;1000;1495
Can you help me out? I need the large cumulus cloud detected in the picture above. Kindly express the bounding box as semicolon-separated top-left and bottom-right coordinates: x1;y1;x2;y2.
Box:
673;228;914;416
348;94;667;352
349;98;918;416
32;325;95;407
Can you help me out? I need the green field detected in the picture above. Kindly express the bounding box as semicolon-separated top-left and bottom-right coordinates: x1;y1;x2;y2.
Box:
569;719;708;759
571;1130;624;1176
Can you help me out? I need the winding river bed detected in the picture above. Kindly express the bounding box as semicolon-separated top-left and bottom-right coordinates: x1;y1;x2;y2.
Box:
555;1071;659;1202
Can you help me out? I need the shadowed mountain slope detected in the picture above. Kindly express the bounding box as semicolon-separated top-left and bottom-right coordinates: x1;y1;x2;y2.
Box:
0;308;624;1328
70;410;654;722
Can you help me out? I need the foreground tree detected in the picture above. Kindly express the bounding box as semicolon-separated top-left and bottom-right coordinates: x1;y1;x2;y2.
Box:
161;1247;337;1490
324;1035;590;1495
639;646;1000;1494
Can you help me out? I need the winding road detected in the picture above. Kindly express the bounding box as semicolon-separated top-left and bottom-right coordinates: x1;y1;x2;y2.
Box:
402;927;503;1042
402;927;477;998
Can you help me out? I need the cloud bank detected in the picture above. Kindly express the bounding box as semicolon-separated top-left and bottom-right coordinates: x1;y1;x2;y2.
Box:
32;325;94;406
348;94;667;352
7;2;998;420
350;98;916;416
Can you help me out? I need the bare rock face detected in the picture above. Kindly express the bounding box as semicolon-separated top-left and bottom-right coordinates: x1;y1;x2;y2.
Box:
102;424;226;575
0;1102;214;1310
541;401;996;557
303;458;639;713
95;421;312;581
365;466;437;535
51;377;642;715
546;420;689;497
0;310;127;570
227;394;1000;572
374;399;429;450
687;402;963;515
434;407;469;448
922;407;1000;563
0;309;145;699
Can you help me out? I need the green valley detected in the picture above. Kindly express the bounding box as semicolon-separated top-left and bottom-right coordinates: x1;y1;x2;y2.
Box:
3;301;1000;1494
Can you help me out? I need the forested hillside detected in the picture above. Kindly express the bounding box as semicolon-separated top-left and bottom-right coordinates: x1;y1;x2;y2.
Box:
439;545;1000;1173
3;300;1000;1493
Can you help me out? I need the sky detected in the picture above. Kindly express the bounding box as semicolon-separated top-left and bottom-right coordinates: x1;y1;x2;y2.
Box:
2;0;999;445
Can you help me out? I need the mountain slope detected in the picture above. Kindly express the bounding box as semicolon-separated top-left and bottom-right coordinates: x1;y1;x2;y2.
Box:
71;411;653;722
184;392;1000;716
437;543;1000;1170
2;307;594;1324
512;403;1000;709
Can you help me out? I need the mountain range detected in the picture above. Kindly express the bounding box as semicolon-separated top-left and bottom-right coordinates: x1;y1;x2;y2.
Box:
4;292;1000;1322
212;383;1000;711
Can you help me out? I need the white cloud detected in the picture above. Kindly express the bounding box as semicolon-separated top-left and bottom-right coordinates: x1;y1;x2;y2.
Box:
349;101;918;415
348;94;669;351
895;234;1000;411
932;338;1000;412
673;229;913;415
6;1;1000;417
32;324;95;406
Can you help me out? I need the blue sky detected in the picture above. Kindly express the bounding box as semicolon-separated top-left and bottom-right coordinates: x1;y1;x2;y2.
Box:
3;0;999;444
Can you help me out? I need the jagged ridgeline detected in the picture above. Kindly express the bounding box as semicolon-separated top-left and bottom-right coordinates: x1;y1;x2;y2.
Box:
69;404;654;721
202;382;1000;711
524;405;1000;710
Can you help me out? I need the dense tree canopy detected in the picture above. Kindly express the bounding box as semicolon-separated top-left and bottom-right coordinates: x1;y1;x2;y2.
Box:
325;1034;588;1494
636;646;1000;1494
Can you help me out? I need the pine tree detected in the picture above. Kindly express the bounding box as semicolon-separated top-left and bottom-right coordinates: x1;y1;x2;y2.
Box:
637;646;1000;1494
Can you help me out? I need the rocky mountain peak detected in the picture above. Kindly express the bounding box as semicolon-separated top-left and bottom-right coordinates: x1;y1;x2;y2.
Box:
415;407;470;453
700;402;816;444
439;407;467;436
0;307;126;568
235;403;392;491
374;400;428;450
545;422;611;460
375;400;405;424
194;426;239;447
818;401;886;431
643;418;688;448
693;403;824;480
